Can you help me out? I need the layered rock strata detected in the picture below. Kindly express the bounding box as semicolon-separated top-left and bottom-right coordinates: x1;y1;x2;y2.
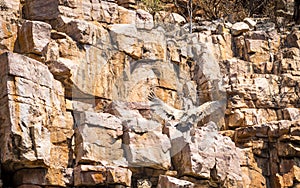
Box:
0;0;299;188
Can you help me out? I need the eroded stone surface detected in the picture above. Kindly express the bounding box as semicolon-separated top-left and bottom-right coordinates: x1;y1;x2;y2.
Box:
74;112;125;166
0;52;73;186
157;175;194;188
74;165;132;186
0;1;299;188
18;20;52;55
172;122;243;186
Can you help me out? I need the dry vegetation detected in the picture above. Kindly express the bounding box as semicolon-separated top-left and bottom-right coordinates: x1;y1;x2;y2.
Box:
140;0;282;22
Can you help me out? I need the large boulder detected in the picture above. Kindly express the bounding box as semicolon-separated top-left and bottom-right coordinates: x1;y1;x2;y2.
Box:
172;122;242;185
231;22;250;36
24;0;59;20
18;20;52;55
0;52;73;186
123;130;171;170
74;165;132;187
74;112;125;166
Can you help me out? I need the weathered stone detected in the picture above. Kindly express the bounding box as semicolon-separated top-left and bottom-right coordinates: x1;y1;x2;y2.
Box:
157;175;194;188
280;58;300;72
245;39;270;64
255;20;275;31
74;112;125;165
228;109;244;128
283;108;300;121
277;142;300;157
207;33;232;61
54;16;97;44
74;165;132;186
100;1;119;24
123;117;161;133
286;30;300;48
233;35;245;58
0;20;17;53
14;169;48;186
245;31;268;40
123;131;171;170
227;58;253;76
137;179;152;188
241;167;266;188
243;18;256;30
283;47;300;59
2;1;300;187
275;165;300;188
171;13;186;25
136;9;154;30
172;122;242;184
17;185;42;188
245;39;269;54
56;34;81;58
167;42;180;63
118;6;136;24
18;20;52;55
13;167;70;187
137;28;166;60
231;22;250;36
107;166;132;186
24;0;59;20
0;52;71;176
108;24;143;58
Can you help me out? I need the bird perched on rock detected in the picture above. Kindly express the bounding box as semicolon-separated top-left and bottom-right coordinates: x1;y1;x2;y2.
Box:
148;90;224;132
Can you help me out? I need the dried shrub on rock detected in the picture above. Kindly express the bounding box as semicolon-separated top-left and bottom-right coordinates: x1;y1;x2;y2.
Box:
173;0;280;22
138;0;164;15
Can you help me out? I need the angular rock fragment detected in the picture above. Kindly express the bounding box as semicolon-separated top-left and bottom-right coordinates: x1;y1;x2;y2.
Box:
231;22;250;36
74;165;132;186
243;18;256;30
18;20;52;55
109;24;143;58
157;175;194;188
0;52;73;186
54;16;97;44
136;9;154;29
74;111;125;166
24;0;59;20
123;131;171;170
172;122;242;185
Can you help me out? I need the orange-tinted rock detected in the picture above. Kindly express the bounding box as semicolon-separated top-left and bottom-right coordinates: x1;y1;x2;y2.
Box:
18;20;52;55
74;165;131;186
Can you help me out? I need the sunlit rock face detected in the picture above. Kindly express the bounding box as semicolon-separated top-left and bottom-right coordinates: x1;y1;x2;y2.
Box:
0;0;299;187
0;52;73;186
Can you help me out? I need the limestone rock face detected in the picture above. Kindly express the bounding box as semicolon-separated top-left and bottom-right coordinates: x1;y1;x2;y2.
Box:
0;0;300;187
24;0;60;20
18;20;52;55
123;131;172;170
231;22;250;36
157;175;194;188
54;16;98;44
74;165;132;187
172;122;242;186
0;52;73;186
0;20;17;53
74;112;124;166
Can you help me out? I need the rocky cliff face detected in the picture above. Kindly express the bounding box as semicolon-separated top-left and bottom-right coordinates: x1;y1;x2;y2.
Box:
0;0;299;188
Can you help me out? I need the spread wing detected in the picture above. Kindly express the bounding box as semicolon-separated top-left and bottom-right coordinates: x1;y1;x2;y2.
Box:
148;89;225;131
176;100;224;131
148;91;183;121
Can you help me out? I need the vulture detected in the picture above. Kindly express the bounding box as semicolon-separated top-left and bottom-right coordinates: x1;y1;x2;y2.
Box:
148;90;224;132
